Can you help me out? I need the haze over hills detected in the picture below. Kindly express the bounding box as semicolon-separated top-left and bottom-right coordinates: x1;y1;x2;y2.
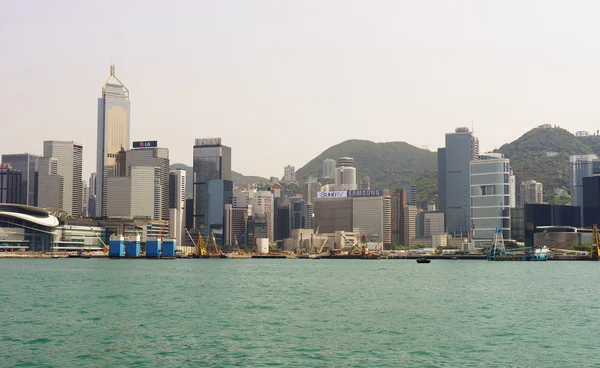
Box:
295;139;437;188
172;126;600;207
497;126;598;203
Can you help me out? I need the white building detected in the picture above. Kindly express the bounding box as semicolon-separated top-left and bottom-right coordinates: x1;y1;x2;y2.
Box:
107;166;156;219
42;141;83;215
169;169;186;248
283;165;296;182
470;153;511;247
126;147;170;220
520;180;543;206
423;212;445;237
403;205;418;246
352;196;391;245
249;190;274;241
335;157;357;190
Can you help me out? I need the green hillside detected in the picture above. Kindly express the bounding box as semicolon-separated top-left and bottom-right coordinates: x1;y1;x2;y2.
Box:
295;139;438;199
497;126;592;203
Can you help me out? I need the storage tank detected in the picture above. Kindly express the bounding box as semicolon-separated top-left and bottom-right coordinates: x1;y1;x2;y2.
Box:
146;238;162;257
109;235;125;257
256;238;269;254
125;235;141;257
162;239;176;257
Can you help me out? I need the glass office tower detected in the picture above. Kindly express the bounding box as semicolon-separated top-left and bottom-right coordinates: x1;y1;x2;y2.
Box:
470;153;511;247
96;63;130;217
439;127;479;238
193;138;231;240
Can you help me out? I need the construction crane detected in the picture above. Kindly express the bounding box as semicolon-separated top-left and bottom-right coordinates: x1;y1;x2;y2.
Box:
592;225;600;261
211;231;221;255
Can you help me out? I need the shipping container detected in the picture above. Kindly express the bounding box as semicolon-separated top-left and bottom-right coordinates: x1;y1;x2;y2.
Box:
125;239;141;257
162;240;176;257
109;236;125;257
146;239;162;257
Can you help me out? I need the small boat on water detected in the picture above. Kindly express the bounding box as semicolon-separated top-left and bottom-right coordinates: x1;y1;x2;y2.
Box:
416;258;431;263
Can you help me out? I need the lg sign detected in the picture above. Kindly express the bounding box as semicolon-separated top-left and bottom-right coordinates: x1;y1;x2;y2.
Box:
133;141;158;148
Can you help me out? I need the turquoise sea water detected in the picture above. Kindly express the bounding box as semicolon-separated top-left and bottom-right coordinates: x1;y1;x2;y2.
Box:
1;259;599;367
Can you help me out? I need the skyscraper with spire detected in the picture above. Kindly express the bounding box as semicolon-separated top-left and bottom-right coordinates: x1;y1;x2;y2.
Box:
95;59;130;217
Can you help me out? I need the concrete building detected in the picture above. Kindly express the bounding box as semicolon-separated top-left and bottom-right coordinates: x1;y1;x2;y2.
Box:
322;158;336;178
96;62;130;217
383;195;391;246
470;153;511;247
43;141;83;216
290;198;313;231
403;205;418;246
520;180;543;207
353;196;386;244
0;164;22;204
82;181;88;216
391;189;406;245
400;182;417;206
283;165;296;182
36;157;63;210
335;157;357;190
126;146;170;220
106;166;156;219
249;190;274;241
303;176;322;204
423;212;444;237
313;197;353;234
193;138;231;238
438;127;479;237
1;153;39;205
169;169;186;248
224;204;249;248
570;154;597;226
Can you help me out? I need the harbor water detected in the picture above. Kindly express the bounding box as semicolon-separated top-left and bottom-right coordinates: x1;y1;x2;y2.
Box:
1;259;599;367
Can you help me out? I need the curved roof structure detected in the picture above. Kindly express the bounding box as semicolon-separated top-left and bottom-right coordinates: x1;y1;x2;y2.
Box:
0;204;59;227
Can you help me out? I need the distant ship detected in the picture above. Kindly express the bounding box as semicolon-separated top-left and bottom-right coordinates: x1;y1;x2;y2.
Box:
487;227;549;261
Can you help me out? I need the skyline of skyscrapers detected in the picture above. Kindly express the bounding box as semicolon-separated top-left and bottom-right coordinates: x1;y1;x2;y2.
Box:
96;62;130;217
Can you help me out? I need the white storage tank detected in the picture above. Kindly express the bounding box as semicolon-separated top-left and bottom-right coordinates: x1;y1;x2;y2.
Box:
256;238;269;254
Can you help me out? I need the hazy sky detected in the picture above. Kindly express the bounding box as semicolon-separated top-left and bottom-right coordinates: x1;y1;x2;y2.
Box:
2;0;600;179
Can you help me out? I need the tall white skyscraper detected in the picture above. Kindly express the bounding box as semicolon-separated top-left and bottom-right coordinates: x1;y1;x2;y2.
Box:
42;141;83;215
96;62;130;217
169;169;186;247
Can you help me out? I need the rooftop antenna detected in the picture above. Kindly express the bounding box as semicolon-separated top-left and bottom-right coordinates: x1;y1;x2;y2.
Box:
110;39;115;76
472;119;475;134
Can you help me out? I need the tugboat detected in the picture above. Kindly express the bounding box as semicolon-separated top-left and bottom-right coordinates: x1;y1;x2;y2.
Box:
416;258;431;263
487;227;548;261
